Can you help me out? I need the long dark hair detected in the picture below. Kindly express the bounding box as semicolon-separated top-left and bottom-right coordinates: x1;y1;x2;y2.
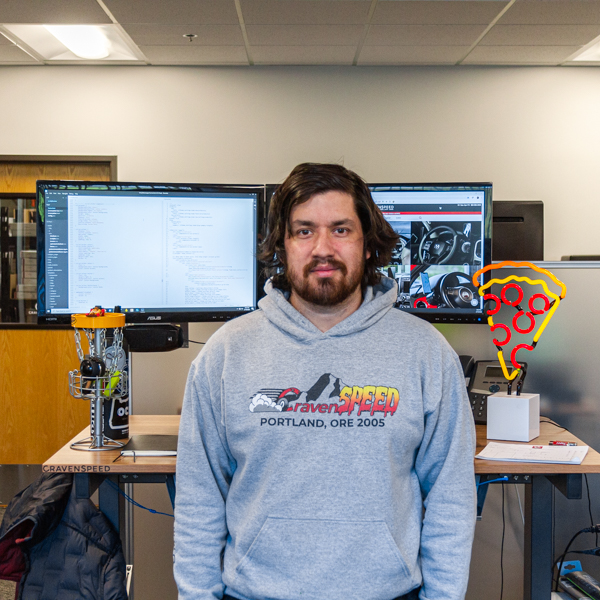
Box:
258;163;399;290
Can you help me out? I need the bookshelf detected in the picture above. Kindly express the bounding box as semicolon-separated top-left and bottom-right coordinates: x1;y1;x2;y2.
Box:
0;193;37;323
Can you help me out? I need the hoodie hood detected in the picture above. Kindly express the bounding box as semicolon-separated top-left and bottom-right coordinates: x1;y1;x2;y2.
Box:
257;276;398;342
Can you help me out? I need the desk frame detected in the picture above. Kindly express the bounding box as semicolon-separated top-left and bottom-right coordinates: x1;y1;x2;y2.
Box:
44;416;600;600
44;416;179;600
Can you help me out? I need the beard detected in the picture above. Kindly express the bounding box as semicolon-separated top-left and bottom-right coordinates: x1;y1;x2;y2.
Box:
285;257;364;307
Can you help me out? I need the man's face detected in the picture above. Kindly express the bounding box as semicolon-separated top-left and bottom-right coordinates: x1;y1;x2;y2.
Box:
284;190;370;307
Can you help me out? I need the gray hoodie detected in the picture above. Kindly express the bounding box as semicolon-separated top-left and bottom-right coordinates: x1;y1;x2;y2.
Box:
174;277;476;600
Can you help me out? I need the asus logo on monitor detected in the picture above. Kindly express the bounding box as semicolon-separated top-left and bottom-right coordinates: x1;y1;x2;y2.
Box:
147;316;162;321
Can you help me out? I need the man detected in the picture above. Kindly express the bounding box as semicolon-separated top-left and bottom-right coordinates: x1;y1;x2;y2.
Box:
174;163;476;600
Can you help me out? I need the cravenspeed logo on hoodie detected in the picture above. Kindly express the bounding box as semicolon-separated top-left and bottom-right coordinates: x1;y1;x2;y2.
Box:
248;373;398;429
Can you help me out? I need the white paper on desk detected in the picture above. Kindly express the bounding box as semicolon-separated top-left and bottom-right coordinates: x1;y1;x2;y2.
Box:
476;442;589;464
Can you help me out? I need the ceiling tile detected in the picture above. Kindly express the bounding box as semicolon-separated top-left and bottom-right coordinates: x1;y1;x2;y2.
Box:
499;0;600;25
366;24;486;46
102;0;239;25
123;24;244;46
372;1;509;25
0;0;111;24
1;0;599;67
141;45;248;64
246;24;363;45
358;44;470;64
463;45;580;64
240;1;371;25
0;44;37;62
481;24;600;46
252;45;356;64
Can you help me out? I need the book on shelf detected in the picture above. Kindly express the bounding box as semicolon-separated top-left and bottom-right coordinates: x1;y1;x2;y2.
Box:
23;208;36;224
15;291;36;300
9;222;36;237
120;435;178;458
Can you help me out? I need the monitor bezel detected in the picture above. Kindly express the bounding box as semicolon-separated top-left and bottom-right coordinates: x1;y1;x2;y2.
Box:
369;181;493;325
36;180;267;325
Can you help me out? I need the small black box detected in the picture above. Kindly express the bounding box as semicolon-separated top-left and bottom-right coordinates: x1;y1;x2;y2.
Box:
493;200;544;261
123;324;184;352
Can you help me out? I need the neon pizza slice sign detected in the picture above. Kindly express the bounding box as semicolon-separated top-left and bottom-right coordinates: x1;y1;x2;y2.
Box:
472;261;567;381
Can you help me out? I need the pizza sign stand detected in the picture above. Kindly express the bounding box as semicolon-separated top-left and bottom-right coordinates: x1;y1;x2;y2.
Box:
473;261;567;442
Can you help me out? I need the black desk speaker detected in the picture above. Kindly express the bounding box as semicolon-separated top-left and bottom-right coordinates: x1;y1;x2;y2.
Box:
123;324;184;352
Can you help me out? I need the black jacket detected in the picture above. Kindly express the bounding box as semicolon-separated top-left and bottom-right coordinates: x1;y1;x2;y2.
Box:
0;473;127;600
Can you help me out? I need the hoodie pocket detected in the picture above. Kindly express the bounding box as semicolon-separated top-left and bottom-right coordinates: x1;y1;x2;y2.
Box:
233;517;412;600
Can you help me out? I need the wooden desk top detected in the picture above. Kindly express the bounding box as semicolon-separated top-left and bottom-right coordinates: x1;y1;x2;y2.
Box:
43;415;179;475
475;421;600;474
43;415;600;476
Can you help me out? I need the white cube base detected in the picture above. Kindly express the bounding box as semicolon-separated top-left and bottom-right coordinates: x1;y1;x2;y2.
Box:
486;392;540;442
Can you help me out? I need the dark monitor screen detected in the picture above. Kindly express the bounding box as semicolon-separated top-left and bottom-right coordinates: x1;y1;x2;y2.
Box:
369;183;493;324
492;200;543;261
37;181;266;324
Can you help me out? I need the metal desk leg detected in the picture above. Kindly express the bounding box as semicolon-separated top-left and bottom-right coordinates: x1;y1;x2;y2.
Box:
122;481;134;600
98;477;134;599
98;475;125;533
166;474;176;509
122;482;134;564
524;475;553;600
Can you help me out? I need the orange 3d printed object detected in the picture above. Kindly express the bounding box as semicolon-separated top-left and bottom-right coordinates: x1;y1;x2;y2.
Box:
472;261;566;383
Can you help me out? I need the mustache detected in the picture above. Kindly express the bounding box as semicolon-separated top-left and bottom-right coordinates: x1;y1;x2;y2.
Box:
302;258;348;278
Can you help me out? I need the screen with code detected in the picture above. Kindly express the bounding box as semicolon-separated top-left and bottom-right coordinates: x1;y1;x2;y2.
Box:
37;181;265;324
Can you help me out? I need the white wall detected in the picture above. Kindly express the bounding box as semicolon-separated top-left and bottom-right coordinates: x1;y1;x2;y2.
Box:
4;63;598;417
1;65;600;260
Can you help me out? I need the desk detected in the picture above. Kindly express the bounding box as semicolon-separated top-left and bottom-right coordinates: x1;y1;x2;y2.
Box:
43;414;179;589
476;421;600;600
43;415;179;476
44;416;600;600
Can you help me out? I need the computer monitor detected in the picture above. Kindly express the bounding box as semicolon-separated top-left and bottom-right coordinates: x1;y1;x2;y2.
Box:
37;181;266;324
369;183;493;324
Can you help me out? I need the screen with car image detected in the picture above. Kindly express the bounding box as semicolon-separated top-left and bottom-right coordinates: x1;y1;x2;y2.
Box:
370;183;492;324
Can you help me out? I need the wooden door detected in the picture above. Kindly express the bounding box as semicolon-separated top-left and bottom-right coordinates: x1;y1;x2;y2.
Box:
0;158;115;463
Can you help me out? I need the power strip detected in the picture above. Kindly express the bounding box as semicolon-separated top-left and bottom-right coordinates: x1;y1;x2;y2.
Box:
563;572;600;600
559;577;591;600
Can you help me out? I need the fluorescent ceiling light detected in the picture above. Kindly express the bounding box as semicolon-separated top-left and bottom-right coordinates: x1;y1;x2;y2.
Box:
2;24;142;62
570;34;600;63
572;42;600;62
44;25;110;60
